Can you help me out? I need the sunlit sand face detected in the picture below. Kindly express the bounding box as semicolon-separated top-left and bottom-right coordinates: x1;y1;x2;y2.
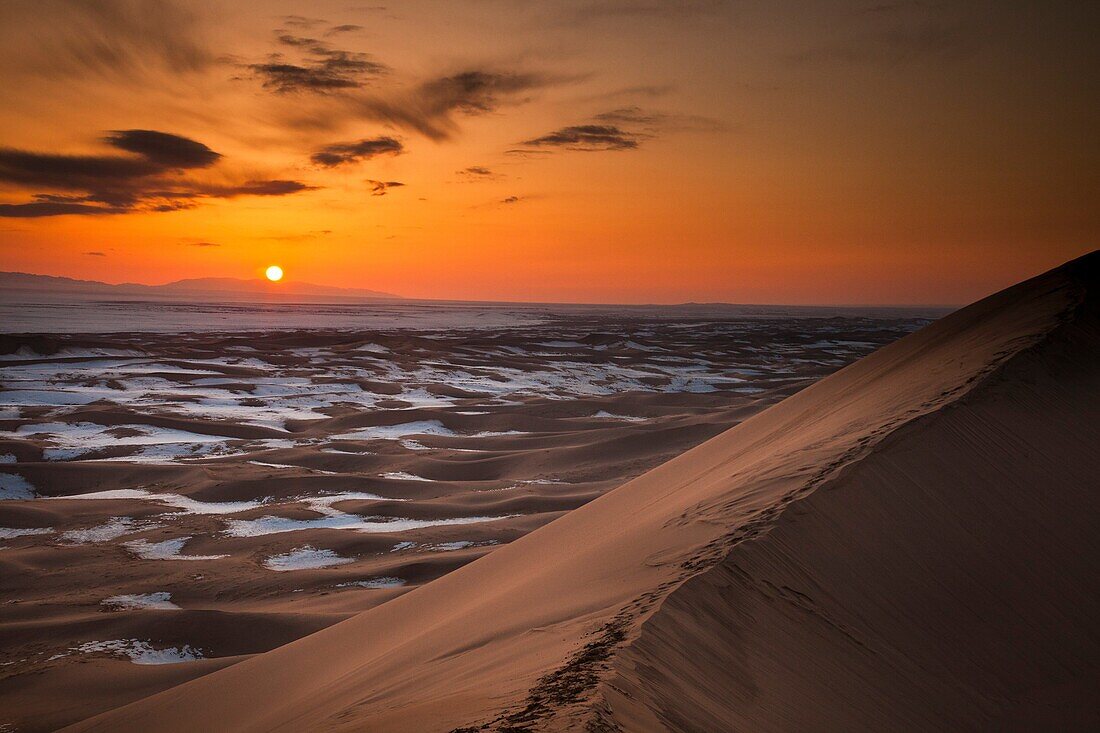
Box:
265;265;284;282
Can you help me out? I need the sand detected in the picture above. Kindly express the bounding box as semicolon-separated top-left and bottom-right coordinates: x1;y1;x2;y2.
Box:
51;253;1099;732
0;307;932;730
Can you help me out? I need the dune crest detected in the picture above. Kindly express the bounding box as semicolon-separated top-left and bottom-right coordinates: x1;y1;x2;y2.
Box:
69;252;1099;732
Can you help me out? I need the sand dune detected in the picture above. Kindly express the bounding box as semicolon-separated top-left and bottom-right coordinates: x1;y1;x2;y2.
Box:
2;308;929;730
63;253;1099;731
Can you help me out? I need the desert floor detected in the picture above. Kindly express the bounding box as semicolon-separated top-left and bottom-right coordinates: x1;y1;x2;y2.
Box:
0;309;931;731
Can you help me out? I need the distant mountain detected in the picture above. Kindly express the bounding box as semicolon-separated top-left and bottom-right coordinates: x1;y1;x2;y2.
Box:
157;276;397;298
0;272;400;301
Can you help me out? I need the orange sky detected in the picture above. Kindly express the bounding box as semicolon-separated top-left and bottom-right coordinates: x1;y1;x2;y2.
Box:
0;0;1096;305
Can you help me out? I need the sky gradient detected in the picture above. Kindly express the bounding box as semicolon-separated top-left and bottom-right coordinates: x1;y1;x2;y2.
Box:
0;0;1097;305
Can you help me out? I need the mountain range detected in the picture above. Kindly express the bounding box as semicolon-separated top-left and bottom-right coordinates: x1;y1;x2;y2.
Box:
0;272;400;301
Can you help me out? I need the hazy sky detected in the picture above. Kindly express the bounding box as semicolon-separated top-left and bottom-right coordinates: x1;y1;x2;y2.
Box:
0;0;1096;304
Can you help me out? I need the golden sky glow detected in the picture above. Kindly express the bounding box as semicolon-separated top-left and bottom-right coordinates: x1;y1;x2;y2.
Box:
0;1;1097;304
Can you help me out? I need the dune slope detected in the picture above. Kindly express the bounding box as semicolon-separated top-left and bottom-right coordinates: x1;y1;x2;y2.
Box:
68;252;1099;732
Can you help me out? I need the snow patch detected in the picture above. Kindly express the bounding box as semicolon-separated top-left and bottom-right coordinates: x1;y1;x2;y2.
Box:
332;420;455;441
225;513;509;538
0;526;52;539
124;537;227;561
51;488;270;515
379;471;428;481
335;576;406;589
70;639;202;665
60;516;161;544
263;546;353;571
102;592;180;611
0;473;35;500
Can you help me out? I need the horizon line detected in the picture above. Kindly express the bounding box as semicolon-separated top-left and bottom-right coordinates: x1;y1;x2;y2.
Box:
0;269;963;311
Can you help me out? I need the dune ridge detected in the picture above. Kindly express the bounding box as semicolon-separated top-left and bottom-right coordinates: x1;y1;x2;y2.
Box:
67;252;1099;732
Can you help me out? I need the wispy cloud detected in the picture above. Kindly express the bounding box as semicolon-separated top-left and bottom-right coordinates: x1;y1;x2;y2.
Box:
1;0;215;80
366;179;404;195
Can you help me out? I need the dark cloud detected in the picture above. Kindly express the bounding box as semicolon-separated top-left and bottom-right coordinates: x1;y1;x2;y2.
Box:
522;124;640;151
248;62;360;92
186;241;220;247
365;180;405;196
326;24;364;35
0;149;161;190
104;130;221;168
0;130;314;217
501;195;522;204
458;166;497;179
198;180;316;197
516;106;721;154
417;71;546;116
243;24;564;140
275;34;328;52
311;136;404;167
0;202;123;217
247;33;388;93
84;251;106;256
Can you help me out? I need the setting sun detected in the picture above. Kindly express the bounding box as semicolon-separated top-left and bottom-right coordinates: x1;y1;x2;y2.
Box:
265;265;283;282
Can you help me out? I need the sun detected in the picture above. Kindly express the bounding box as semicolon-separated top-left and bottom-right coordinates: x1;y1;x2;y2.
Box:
265;265;284;282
